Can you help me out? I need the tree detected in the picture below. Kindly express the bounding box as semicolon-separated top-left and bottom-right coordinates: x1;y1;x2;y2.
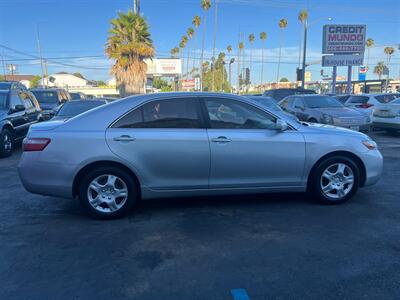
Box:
366;38;374;66
153;77;172;91
191;16;201;74
179;36;188;78
277;18;288;83
298;10;308;67
170;47;179;58
202;52;230;92
248;33;255;84
373;61;386;80
237;42;244;93
200;0;211;90
280;77;289;82
384;46;395;91
73;72;85;79
186;28;195;78
30;75;41;88
96;80;106;86
260;32;267;85
106;10;154;96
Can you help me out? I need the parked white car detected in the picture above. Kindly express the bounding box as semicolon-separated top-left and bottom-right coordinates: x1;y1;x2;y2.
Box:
344;93;400;113
372;98;400;133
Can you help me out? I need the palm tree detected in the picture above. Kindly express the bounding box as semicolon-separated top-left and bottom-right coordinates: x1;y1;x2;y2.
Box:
200;0;211;91
366;38;374;66
106;10;154;96
373;61;385;80
248;33;255;85
384;46;395;91
298;10;308;68
227;45;232;56
277;18;288;83
170;47;179;58
238;41;244;93
186;28;195;78
260;32;267;86
192;15;201;75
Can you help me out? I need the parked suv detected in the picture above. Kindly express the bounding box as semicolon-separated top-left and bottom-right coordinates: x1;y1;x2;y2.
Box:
0;87;42;157
30;88;71;119
279;95;370;131
263;88;316;101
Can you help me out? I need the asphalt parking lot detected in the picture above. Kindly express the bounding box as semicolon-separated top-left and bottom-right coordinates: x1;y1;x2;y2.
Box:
1;131;399;300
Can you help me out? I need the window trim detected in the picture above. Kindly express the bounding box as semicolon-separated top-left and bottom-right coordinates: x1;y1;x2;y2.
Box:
109;96;207;129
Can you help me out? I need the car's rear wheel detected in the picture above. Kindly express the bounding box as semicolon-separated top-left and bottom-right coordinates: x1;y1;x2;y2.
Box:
309;156;360;204
0;129;13;158
308;118;318;123
79;166;137;219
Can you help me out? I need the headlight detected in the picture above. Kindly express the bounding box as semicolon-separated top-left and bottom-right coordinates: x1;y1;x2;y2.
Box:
322;114;334;124
362;140;377;150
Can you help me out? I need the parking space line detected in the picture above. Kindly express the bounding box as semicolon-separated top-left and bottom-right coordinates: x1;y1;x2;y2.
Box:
231;288;250;300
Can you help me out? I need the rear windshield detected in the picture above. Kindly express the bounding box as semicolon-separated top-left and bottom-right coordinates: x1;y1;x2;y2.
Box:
347;96;369;104
0;93;7;109
375;94;400;103
31;91;59;103
274;89;316;101
304;96;343;108
57;101;103;116
0;83;11;90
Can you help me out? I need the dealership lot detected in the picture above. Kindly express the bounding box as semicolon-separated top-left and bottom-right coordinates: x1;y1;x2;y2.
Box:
1;131;399;300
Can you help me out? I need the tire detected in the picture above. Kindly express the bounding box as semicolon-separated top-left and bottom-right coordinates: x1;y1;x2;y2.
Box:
78;166;138;219
309;156;360;204
308;118;318;123
0;128;14;158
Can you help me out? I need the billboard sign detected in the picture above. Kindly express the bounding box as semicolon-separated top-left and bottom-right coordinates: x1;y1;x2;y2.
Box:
322;25;366;54
322;54;364;67
145;59;182;76
181;79;195;89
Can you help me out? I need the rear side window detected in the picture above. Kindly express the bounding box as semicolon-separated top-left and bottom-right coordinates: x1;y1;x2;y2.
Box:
31;91;59;103
375;94;398;103
348;96;369;104
19;92;34;109
113;98;200;129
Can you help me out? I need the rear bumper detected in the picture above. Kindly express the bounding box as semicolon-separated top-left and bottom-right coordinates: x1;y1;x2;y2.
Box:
361;150;383;187
18;152;76;199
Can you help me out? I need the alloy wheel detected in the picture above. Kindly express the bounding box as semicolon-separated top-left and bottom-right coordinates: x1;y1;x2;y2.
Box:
87;174;128;213
320;163;354;200
3;133;12;152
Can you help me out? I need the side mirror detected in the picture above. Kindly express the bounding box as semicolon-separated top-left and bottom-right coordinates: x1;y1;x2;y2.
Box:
276;119;289;131
9;104;25;114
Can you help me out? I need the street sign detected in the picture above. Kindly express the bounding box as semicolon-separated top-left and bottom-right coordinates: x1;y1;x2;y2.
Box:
182;79;195;89
322;24;366;54
322;54;364;67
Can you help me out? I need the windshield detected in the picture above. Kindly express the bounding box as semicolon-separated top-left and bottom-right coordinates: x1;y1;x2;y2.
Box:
31;91;59;103
56;101;104;117
0;93;7;110
304;96;343;108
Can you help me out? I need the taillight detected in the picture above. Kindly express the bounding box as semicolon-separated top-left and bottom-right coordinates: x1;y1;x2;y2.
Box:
356;103;374;108
23;138;51;152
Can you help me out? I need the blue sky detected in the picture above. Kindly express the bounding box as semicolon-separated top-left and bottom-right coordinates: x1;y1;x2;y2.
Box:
0;0;399;84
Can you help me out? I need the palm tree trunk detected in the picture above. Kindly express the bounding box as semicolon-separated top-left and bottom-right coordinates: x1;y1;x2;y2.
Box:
261;41;265;88
277;30;284;83
186;45;190;80
237;49;241;94
200;12;207;91
192;32;197;76
249;45;252;85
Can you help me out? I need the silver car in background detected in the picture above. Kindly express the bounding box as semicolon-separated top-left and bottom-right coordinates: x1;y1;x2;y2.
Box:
18;93;383;219
372;97;400;133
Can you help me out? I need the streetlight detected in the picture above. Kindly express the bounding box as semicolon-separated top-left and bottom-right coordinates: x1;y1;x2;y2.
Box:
301;16;332;89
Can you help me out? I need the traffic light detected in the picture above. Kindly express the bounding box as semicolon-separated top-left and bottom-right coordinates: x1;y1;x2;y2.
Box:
296;68;303;81
245;68;250;84
320;69;324;76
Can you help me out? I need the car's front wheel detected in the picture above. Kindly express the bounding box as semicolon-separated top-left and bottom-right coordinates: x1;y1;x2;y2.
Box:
309;156;360;204
79;166;138;219
0;128;13;158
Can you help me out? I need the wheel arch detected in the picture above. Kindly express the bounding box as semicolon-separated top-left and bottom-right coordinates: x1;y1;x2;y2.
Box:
307;151;367;188
1;121;14;133
72;160;141;198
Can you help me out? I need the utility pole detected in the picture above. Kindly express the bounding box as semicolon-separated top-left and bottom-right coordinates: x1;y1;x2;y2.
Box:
36;26;45;88
1;51;6;79
211;0;218;91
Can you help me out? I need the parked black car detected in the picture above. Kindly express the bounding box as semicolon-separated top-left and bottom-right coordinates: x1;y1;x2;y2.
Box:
279;94;371;131
263;88;316;101
30;88;71;119
69;92;87;100
0;87;42;157
51;99;108;121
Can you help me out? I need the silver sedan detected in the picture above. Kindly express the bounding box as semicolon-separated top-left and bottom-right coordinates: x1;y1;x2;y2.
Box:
18;93;383;219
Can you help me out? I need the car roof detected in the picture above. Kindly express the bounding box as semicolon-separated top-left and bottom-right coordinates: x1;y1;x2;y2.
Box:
65;100;106;104
30;88;65;92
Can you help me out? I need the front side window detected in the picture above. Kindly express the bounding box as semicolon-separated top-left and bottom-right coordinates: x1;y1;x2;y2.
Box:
19;92;34;109
113;98;200;129
293;98;305;109
0;93;8;109
205;98;277;130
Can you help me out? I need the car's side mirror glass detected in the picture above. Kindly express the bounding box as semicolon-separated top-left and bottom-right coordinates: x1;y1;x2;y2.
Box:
276;119;288;131
9;104;25;114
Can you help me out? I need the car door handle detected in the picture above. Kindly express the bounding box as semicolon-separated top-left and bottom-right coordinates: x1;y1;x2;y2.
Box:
113;135;136;142
211;136;232;143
